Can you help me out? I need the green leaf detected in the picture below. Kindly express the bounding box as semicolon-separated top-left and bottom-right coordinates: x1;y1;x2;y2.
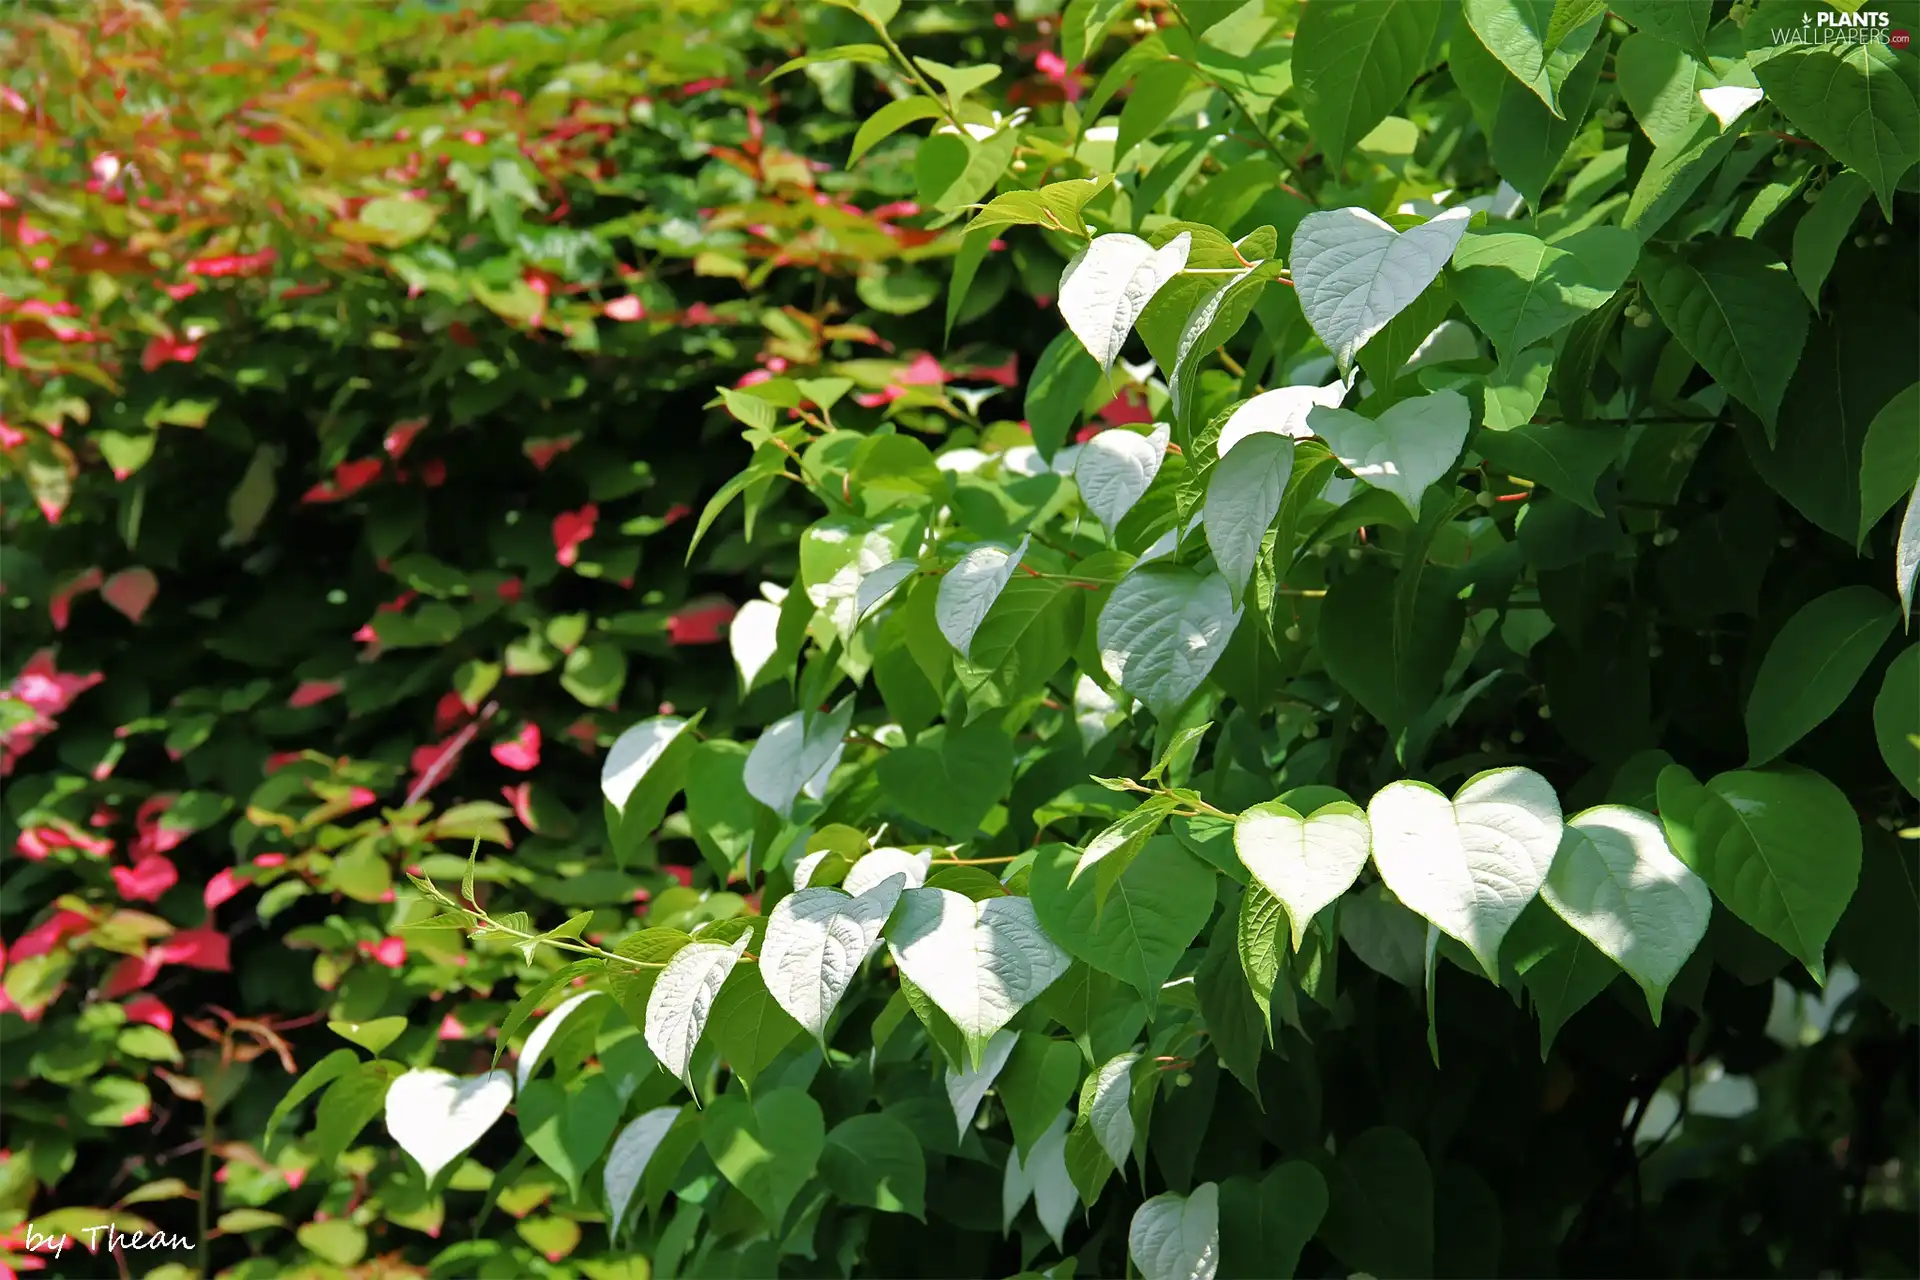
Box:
327;1016;407;1056
1236;878;1290;1040
1096;564;1243;718
1835;830;1920;1021
1030;837;1217;998
1117;60;1197;167
297;1220;368;1267
1293;0;1444;168
1461;0;1605;117
914;57;1000;113
1320;565;1461;737
1451;20;1609;207
873;721;1013;841
1448;227;1639;363
915;127;1018;213
1502;897;1621;1056
1313;1125;1434;1279
1640;238;1810;434
495;960;602;1069
1622;112;1743;238
946;225;995;343
1063;0;1131;68
518;1075;620;1199
311;1060;404;1170
998;1033;1085;1159
701;1087;826;1230
1859;382;1920;543
968;177;1110;235
561;643;627;708
1616;34;1714;147
1476;414;1623;520
765;43;890;80
1745;586;1898;765
1024;329;1104;462
821;1112;926;1218
1874;646;1920;799
1657;764;1863;984
1195;908;1266;1104
265;1047;360;1145
1611;0;1711;54
1792;171;1872;304
1218;1161;1329;1280
705;964;805;1091
1751;37;1920;217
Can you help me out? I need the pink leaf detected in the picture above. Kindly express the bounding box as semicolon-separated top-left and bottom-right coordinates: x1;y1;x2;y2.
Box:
552;503;599;567
102;568;159;623
491;722;541;771
204;867;246;910
157;928;230;972
288;679;343;709
123;995;173;1032
667;598;738;646
603;295;645;321
50;567;103;630
112;855;179;903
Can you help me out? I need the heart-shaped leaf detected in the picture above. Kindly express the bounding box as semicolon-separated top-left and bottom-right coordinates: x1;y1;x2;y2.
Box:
873;721;1014;840
1540;805;1711;1015
886;888;1072;1065
1306;390;1471;519
936;535;1030;658
644;934;751;1090
1204;434;1293;598
518;1074;620;1199
1291;207;1472;369
383;1068;513;1184
1367;766;1565;975
1059;233;1193;370
1215;379;1348;456
1097;564;1243;717
327;1016;406;1056
1129;1181;1220;1280
844;847;934;896
760;875;907;1043
700;1086;826;1230
1235;800;1373;950
1448;227;1639;362
1076;422;1172;535
604;1105;683;1241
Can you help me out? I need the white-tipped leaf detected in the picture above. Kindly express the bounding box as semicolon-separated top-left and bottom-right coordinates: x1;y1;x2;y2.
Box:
1306;389;1471;520
1216;379;1348;456
1290;206;1471;369
936;535;1031;658
385;1069;514;1184
760;875;906;1042
844;847;933;898
744;700;854;816
1367;767;1565;976
601;716;692;811
644;934;751;1090
1003;1109;1076;1249
515;990;605;1091
1076;422;1171;535
1235;801;1373;950
945;1028;1019;1140
886;889;1072;1062
604;1106;682;1240
1129;1182;1220;1280
1541;805;1712;1016
729;599;782;691
1097;565;1242;716
1086;1050;1141;1172
1204;433;1293;596
1059;232;1193;370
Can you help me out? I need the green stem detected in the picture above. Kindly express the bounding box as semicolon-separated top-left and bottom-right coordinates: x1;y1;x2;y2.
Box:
861;17;967;132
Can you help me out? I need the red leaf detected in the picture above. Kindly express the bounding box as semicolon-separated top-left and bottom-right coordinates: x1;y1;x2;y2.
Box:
157;928;230;972
204;867;245;910
112;855;179;903
123;995;173;1032
603;295;645;321
491;722;541;772
288;680;343;709
50;567;104;630
552;503;598;567
102;567;158;623
667;598;738;646
384;417;428;459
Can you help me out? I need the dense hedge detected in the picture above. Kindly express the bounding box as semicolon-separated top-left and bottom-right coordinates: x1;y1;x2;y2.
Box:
2;1;1917;1279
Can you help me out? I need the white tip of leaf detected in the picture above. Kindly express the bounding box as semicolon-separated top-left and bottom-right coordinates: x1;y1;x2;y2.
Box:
644;934;751;1091
1059;232;1193;370
1076;423;1171;535
854;559;919;629
604;1106;682;1240
602;717;691;811
1003;1109;1075;1248
1129;1182;1220;1280
1291;206;1471;369
936;535;1031;658
385;1068;514;1185
886;889;1072;1056
515;990;605;1091
1896;483;1918;622
946;1028;1019;1140
1074;673;1126;752
744;702;853;817
1401;319;1480;374
1306;389;1471;521
1087;1050;1141;1173
762;876;906;1043
844;848;933;898
729;599;782;692
1204;433;1294;597
1216;380;1348;457
1699;85;1765;130
1542;805;1712;1015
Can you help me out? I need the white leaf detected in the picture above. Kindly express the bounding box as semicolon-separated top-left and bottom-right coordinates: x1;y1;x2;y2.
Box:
601;716;691;811
1290;206;1471;369
515;990;605;1091
1097;565;1243;715
946;1028;1019;1140
1059;232;1194;370
1367;767;1565;975
1086;1050;1141;1173
1402;319;1481;373
1541;805;1712;1015
761;876;906;1042
1698;85;1764;129
802;742;844;806
807;526;903;642
886;889;1072;1058
854;558;919;629
844;847;933;898
1076;423;1172;535
384;1069;513;1184
729;600;782;691
644;934;751;1090
1235;801;1373;950
1204;433;1293;596
1216;379;1348;456
604;1106;681;1239
1306;389;1471;520
1003;1109;1076;1249
1170;262;1263;427
937;447;991;473
1898;483;1919;622
759;580;788;605
1129;1182;1220;1280
936;535;1031;658
744;700;853;816
791;849;832;890
998;445;1048;478
1074;673;1127;752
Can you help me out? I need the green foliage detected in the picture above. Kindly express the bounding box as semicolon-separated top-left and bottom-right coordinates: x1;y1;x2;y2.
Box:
3;1;1917;1278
